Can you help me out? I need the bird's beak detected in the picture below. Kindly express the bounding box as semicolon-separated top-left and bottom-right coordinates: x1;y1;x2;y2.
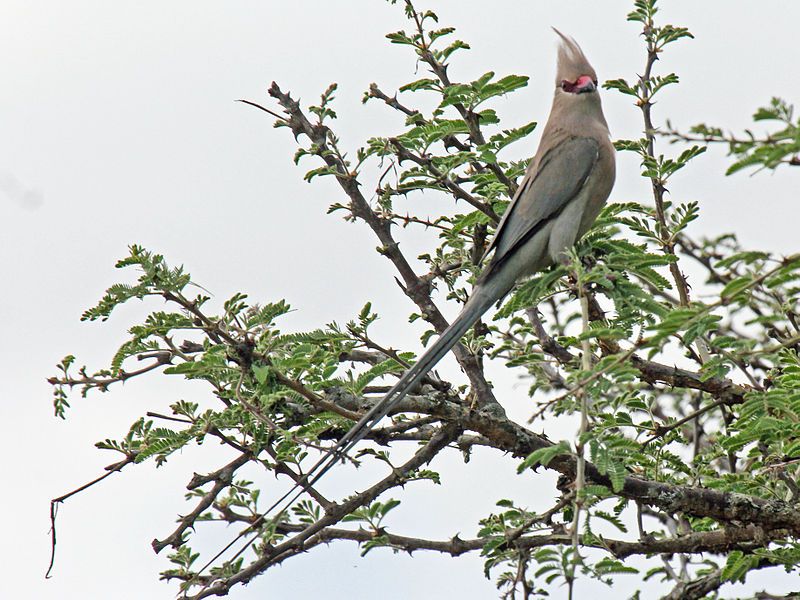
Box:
575;76;596;94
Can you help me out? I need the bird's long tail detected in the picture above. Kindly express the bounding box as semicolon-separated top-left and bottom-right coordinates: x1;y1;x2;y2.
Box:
262;285;499;517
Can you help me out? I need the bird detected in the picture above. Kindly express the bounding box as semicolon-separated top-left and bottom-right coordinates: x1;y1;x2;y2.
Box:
267;29;616;515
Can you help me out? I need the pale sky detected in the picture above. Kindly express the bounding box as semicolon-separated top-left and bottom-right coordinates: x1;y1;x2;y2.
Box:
2;2;799;599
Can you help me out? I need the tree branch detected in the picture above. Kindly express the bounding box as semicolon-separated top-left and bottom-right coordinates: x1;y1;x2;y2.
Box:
267;81;502;412
188;422;461;599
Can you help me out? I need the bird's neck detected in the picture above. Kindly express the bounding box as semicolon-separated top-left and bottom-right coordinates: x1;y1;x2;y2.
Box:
547;93;610;138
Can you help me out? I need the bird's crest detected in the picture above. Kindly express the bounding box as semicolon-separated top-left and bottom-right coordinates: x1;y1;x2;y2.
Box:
553;28;597;86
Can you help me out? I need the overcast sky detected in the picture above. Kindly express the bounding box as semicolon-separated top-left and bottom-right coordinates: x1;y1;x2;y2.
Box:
2;1;799;599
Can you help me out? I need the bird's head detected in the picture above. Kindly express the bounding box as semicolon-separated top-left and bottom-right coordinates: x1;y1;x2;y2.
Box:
553;28;599;97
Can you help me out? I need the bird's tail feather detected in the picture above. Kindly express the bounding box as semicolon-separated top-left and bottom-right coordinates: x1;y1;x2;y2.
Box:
261;286;498;518
335;284;498;456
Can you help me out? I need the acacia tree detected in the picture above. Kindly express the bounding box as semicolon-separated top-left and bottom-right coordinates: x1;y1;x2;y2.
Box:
49;1;800;598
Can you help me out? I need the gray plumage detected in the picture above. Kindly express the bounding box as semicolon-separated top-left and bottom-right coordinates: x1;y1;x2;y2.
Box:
266;30;616;513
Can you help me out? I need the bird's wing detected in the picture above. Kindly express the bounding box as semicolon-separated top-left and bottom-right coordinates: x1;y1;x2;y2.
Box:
483;136;600;266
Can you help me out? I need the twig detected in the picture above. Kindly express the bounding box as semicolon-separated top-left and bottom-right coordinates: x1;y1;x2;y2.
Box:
188;423;461;599
267;80;500;410
152;454;251;553
642;396;729;446
567;276;592;600
46;455;136;578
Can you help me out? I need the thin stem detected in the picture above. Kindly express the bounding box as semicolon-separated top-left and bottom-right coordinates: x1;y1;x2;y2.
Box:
568;281;592;600
47;455;136;577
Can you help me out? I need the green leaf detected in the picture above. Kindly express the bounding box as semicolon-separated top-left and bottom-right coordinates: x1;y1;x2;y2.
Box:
721;550;759;583
604;78;639;97
252;364;271;385
517;441;571;473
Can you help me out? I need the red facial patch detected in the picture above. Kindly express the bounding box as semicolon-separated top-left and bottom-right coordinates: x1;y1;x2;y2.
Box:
561;75;597;93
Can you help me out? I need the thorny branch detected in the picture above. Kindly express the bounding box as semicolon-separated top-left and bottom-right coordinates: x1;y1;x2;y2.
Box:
267;81;502;413
637;28;693;310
